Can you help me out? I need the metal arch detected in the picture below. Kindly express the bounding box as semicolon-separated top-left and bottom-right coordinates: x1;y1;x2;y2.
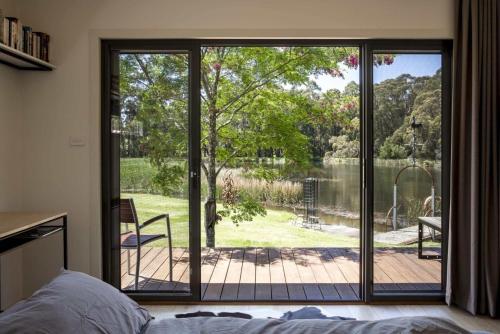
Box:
394;164;436;187
391;164;437;230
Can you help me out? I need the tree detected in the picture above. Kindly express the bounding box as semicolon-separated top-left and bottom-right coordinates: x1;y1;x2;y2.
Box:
323;81;361;159
120;53;191;196
376;70;442;160
199;46;358;246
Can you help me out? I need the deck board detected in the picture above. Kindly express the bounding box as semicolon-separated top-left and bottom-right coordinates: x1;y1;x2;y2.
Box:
307;249;341;301
137;248;171;290
281;248;306;300
201;248;220;297
317;248;358;300
204;249;232;300
293;249;323;300
268;248;289;300
150;248;186;291
237;248;256;300
255;248;272;300
122;247;441;301
221;248;244;300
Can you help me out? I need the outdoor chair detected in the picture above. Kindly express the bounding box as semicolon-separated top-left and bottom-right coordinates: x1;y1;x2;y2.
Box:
120;198;173;290
291;207;305;226
307;215;322;230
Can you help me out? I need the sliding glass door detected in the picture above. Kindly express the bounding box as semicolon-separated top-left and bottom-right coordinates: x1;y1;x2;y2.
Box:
102;41;201;300
102;39;451;302
198;45;361;301
365;42;451;300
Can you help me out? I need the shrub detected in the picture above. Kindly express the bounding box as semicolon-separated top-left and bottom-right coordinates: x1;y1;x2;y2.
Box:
378;141;407;159
120;158;158;193
327;135;359;158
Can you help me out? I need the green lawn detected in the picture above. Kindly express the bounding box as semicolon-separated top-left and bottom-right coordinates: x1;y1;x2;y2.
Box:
122;193;438;249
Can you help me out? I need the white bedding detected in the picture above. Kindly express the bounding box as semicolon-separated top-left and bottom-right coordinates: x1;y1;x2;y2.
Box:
144;316;474;334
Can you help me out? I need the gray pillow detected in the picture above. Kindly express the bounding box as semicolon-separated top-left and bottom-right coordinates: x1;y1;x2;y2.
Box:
0;269;151;334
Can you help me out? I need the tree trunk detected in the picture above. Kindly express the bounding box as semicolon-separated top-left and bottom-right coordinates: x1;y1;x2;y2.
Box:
204;199;216;248
204;106;218;248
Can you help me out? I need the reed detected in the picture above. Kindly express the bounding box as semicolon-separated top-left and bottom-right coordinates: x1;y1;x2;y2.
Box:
216;170;302;206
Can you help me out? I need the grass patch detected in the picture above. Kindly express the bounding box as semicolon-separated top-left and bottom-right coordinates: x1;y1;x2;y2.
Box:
123;193;359;247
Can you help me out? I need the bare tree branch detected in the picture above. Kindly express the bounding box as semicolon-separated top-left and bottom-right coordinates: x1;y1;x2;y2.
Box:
216;149;240;177
201;161;208;178
133;55;155;85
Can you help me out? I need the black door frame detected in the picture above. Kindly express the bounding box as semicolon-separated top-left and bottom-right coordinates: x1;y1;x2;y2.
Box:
101;39;201;301
362;40;452;302
101;39;452;303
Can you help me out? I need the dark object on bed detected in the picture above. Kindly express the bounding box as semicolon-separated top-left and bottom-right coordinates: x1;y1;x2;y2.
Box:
175;311;253;319
175;311;217;318
218;311;253;319
279;306;355;321
175;307;350;321
0;269;151;334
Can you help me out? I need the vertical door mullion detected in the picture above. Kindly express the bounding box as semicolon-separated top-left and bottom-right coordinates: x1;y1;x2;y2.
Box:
101;43;122;288
440;42;452;293
361;42;374;302
189;43;202;300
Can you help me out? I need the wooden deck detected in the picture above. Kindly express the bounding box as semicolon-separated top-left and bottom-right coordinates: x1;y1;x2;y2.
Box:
121;247;441;301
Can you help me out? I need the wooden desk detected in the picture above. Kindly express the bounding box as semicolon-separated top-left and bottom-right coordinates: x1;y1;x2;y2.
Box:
0;212;67;310
417;216;441;260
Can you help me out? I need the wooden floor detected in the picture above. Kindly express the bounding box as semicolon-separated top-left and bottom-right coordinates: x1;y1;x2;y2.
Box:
121;247;441;301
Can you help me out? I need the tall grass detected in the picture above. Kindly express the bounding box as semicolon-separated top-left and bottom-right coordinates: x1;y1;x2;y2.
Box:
121;159;302;207
216;169;302;207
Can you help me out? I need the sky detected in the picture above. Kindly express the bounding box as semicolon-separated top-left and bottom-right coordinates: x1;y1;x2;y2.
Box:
315;54;442;92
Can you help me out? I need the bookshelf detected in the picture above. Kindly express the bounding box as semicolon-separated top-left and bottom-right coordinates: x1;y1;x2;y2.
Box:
0;43;55;71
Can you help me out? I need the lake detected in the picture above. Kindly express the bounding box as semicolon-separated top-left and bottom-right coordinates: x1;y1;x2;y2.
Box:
265;159;442;233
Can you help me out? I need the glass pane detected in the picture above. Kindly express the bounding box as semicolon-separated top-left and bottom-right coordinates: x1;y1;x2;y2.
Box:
119;53;190;293
199;46;361;301
372;53;442;292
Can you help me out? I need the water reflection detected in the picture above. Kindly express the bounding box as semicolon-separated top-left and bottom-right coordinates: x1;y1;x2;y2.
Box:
268;161;441;233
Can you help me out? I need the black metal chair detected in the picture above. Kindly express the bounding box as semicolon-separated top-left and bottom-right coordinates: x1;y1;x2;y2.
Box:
120;198;173;290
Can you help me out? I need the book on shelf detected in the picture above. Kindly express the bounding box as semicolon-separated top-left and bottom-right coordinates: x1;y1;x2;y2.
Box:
0;9;50;63
22;26;32;55
0;9;4;44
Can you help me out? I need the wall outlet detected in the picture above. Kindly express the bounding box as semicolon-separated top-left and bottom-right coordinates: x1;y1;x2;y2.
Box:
69;136;86;147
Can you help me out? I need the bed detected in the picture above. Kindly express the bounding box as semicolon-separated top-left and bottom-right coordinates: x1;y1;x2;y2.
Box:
0;270;488;334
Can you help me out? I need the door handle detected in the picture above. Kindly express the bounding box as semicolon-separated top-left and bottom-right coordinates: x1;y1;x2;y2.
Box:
190;171;199;189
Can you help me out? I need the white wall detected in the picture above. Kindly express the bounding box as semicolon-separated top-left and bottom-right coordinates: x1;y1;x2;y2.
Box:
2;0;454;276
0;65;23;211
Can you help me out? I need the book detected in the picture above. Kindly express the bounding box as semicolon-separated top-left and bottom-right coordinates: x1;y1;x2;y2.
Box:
17;19;22;51
44;34;50;62
33;32;38;58
0;12;51;62
34;32;50;62
6;17;18;48
22;26;32;54
2;18;8;45
0;9;4;44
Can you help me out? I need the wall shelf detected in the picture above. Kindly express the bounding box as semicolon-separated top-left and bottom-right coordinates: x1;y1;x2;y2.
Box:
0;43;55;71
